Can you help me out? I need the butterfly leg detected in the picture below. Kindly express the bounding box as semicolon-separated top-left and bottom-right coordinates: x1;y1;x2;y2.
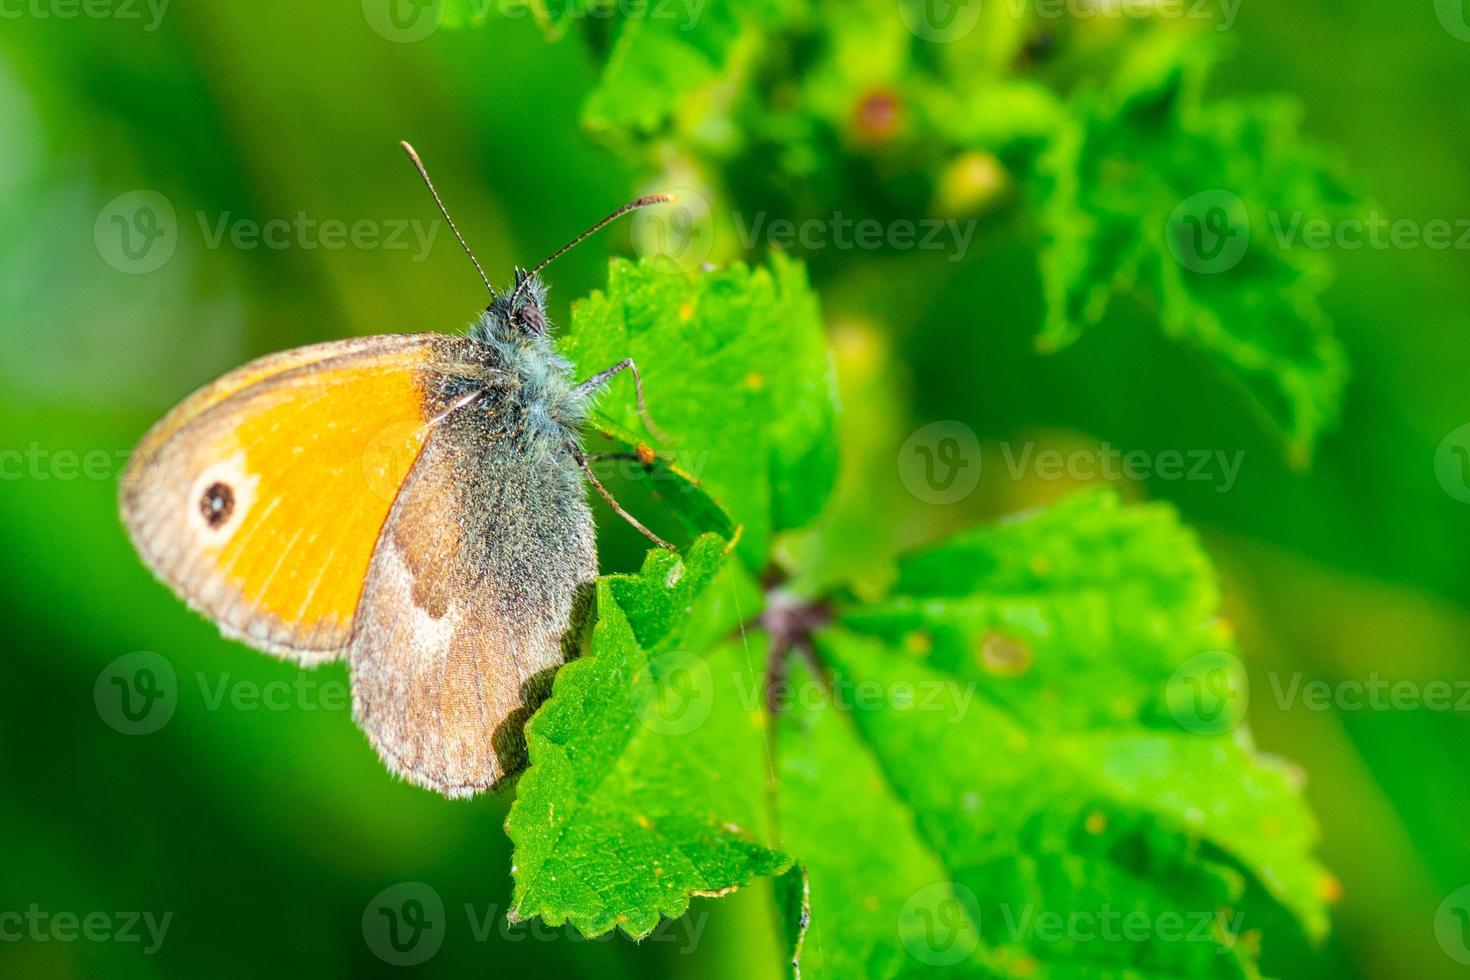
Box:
575;358;669;443
572;446;677;552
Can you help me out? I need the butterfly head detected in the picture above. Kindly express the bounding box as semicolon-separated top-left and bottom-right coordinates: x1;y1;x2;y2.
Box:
474;269;551;344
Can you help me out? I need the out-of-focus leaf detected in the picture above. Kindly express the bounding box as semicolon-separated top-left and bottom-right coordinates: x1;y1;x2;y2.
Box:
1034;44;1354;460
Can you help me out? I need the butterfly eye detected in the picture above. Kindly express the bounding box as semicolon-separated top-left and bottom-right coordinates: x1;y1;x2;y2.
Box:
199;481;235;529
514;304;547;335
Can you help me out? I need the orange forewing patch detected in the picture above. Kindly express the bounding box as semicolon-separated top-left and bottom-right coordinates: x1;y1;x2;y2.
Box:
208;361;432;640
121;335;459;659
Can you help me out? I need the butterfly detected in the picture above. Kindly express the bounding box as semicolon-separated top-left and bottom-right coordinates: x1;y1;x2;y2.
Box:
120;142;675;799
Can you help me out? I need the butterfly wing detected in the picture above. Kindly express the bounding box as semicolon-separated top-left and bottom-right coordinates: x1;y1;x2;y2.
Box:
347;398;597;798
119;333;490;662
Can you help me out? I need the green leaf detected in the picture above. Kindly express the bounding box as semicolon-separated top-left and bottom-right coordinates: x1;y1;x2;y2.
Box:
840;491;1227;732
802;630;1317;976
776;655;983;978
564;254;838;567
511;483;1327;974
776;491;1328;976
1034;42;1354;460
507;533;789;938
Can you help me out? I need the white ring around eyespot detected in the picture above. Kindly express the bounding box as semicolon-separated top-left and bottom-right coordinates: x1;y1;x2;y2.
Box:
187;450;258;547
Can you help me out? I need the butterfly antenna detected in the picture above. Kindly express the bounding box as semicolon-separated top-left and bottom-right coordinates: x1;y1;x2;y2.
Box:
399;140;496;298
509;194;674;310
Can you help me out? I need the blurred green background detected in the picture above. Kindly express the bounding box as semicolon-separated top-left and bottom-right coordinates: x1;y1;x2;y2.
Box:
1;1;1468;977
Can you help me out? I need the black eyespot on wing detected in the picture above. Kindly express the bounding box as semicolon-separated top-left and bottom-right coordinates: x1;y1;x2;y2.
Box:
200;481;234;528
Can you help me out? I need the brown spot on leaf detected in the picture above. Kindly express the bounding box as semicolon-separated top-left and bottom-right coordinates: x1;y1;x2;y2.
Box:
978;631;1033;677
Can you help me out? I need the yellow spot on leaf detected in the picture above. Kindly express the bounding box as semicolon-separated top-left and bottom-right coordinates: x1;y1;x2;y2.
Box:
903;630;933;656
